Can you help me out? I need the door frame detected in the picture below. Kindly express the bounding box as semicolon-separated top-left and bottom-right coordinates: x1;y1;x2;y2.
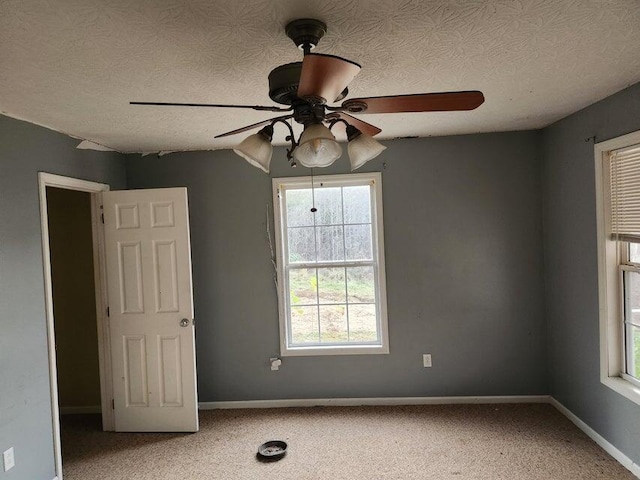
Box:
38;172;113;480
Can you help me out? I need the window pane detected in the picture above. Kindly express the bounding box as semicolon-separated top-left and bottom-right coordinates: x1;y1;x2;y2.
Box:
317;226;344;262
631;243;640;263
290;306;319;344
624;271;640;378
314;187;343;225
345;224;373;261
289;268;317;306
628;325;640;379
318;267;346;304
343;186;371;224
625;270;640;326
286;189;314;227
288;227;316;263
348;304;378;342
347;266;375;303
319;305;348;342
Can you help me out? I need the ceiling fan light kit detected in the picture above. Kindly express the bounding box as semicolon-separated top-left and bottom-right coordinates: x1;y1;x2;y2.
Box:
293;123;342;168
347;130;388;171
232;125;274;173
131;18;484;173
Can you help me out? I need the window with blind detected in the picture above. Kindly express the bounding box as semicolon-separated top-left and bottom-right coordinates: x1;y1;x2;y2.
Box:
609;144;640;386
272;172;389;356
596;132;640;406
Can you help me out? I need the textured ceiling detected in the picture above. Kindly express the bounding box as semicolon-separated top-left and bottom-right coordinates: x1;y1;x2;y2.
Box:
1;0;639;153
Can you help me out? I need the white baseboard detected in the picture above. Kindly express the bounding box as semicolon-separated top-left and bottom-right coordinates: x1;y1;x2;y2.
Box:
60;405;101;415
550;397;640;479
199;395;550;410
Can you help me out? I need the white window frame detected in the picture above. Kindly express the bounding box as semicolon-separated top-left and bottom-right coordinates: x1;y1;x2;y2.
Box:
595;130;640;406
272;172;389;356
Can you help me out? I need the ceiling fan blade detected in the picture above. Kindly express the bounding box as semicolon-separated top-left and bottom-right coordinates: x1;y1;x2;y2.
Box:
130;101;291;113
329;112;382;137
342;91;485;114
297;53;361;104
214;114;293;138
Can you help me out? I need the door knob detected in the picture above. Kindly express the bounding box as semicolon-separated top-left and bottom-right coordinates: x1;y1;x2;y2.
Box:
180;318;190;327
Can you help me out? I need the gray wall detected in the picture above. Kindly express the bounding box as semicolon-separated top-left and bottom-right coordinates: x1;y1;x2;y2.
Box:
542;82;640;465
0;115;126;480
126;130;547;402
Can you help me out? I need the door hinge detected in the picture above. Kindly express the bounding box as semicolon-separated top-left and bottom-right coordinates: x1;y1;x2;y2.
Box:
106;307;110;317
112;399;115;410
101;212;105;224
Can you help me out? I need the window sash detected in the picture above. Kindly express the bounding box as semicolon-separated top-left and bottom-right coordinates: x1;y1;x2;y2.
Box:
287;260;375;270
285;262;382;347
619;264;640;381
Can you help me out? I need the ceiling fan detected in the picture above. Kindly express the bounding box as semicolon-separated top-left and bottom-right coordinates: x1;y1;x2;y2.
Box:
131;19;485;173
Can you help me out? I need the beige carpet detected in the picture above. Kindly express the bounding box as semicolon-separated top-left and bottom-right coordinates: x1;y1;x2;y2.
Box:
60;404;635;479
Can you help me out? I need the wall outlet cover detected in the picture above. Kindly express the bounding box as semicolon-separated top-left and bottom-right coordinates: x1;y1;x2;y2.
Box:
3;447;15;471
270;357;282;371
423;354;432;368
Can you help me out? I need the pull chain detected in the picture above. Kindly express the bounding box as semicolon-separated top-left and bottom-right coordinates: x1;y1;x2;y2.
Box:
310;168;317;213
310;168;319;268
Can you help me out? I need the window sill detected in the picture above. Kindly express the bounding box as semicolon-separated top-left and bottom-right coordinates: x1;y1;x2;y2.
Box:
602;375;640;407
281;344;390;357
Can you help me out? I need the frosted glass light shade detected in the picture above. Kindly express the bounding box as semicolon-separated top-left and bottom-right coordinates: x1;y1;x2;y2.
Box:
234;133;273;173
348;134;386;171
293;123;342;168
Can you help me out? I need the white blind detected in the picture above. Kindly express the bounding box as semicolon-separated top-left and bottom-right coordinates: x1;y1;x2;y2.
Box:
610;144;640;242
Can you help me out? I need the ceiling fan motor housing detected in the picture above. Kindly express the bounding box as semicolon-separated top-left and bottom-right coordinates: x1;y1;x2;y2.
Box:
268;62;303;105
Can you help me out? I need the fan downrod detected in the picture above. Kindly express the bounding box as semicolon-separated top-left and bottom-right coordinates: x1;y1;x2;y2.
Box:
285;19;327;54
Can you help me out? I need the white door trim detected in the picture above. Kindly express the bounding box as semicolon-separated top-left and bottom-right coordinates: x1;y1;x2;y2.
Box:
38;172;112;480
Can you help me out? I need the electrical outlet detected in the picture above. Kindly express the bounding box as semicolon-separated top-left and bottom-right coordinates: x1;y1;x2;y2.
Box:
3;447;15;472
423;354;432;368
270;357;282;371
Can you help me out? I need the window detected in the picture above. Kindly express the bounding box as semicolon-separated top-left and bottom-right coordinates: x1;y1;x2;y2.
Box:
596;131;640;405
272;172;389;356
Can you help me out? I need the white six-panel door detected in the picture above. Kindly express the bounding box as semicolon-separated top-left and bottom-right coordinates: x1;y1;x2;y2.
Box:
102;188;198;432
